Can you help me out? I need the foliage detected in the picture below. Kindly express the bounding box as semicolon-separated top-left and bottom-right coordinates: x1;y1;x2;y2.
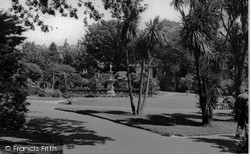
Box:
138;16;166;114
102;0;148;115
114;71;128;89
37;88;62;98
219;0;248;96
237;129;248;153
147;78;160;95
83;20;126;71
52;89;62;98
219;79;235;95
172;0;221;124
20;62;44;82
47;42;60;63
178;73;195;92
197;54;225;119
0;11;29;130
223;96;235;109
88;73;110;90
10;0;104;31
157;74;173;91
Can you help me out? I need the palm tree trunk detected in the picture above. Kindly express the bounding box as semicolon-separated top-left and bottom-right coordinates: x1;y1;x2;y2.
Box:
194;56;211;124
235;40;248;97
137;58;145;115
139;56;153;114
125;48;136;115
174;73;178;91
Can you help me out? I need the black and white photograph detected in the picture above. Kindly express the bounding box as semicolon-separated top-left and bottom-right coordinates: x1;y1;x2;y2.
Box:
0;0;248;153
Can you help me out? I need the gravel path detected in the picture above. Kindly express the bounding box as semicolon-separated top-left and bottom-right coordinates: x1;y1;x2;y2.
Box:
15;100;239;154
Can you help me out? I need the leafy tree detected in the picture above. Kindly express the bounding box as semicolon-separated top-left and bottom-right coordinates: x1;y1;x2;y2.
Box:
22;42;48;68
20;62;44;82
0;10;29;130
83;20;126;71
171;0;221;124
48;42;60;63
10;0;104;31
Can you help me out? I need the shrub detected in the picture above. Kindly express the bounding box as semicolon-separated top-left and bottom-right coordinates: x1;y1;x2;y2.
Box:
114;71;128;89
37;88;61;97
157;74;173;91
148;78;160;95
52;89;62;97
37;89;46;97
223;96;235;109
237;129;248;153
178;74;194;92
220;79;234;95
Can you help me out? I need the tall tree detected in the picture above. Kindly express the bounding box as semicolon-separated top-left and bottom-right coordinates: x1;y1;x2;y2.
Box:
83;20;126;71
102;0;147;115
119;2;141;115
48;42;60;63
0;10;29;130
219;0;248;138
171;0;221;124
219;0;248;97
138;16;166;114
133;30;148;115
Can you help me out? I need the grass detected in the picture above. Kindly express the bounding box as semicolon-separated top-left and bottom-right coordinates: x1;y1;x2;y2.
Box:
27;95;66;101
56;92;237;137
60;92;199;109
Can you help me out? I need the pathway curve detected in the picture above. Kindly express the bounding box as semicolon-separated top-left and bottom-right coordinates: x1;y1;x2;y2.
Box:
24;100;239;154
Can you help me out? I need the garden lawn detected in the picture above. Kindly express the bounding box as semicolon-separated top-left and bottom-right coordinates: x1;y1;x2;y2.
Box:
60;92;199;109
56;92;237;137
27;95;66;101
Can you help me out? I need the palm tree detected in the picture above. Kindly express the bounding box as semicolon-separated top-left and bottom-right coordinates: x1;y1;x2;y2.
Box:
117;1;141;115
133;30;148;115
221;0;248;97
171;0;220;124
101;0;147;115
138;16;166;114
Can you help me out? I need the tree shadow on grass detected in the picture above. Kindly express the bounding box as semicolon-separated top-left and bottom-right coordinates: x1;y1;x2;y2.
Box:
77;110;130;116
213;112;235;122
191;137;238;153
75;109;203;127
0;117;114;149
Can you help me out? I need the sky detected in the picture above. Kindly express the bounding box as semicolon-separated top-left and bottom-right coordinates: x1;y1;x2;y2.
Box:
0;0;181;46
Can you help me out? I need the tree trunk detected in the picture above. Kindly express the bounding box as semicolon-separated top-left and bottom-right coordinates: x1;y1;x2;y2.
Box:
235;39;248;97
137;58;145;115
174;73;178;91
194;56;211;125
139;56;153;114
125;48;136;115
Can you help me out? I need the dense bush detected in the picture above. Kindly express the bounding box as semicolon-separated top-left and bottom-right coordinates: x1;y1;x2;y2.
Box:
52;89;63;97
70;87;140;97
223;96;235;109
114;71;128;89
157;74;173;91
0;95;29;130
147;78;160;95
37;88;62;98
219;79;234;95
178;74;194;92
